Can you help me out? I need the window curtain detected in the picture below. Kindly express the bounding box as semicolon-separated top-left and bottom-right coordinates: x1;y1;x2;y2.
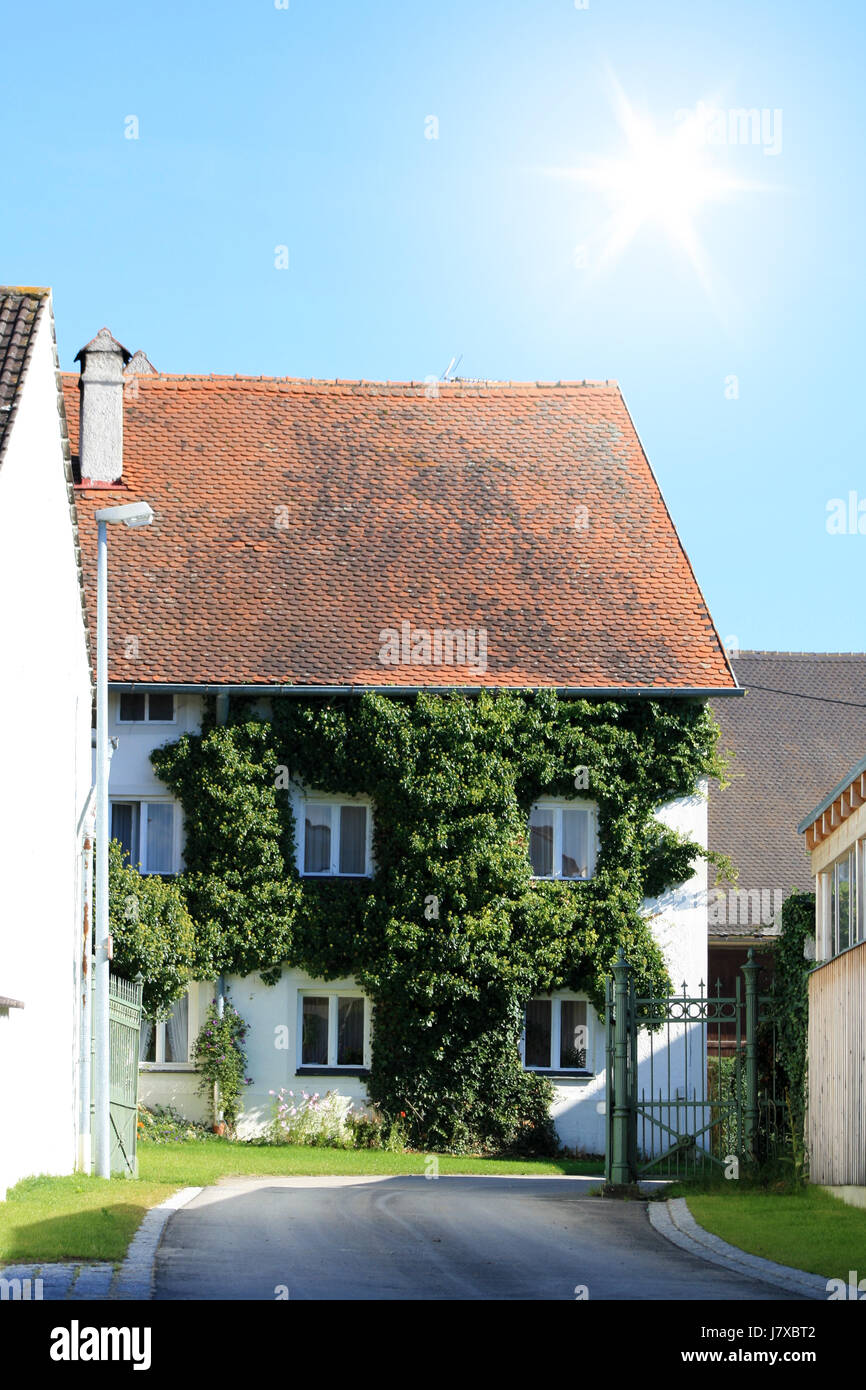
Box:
111;802;139;866
529;810;554;876
337;997;364;1065
139;1020;155;1062
339;806;366;874
305;808;331;873
524;999;552;1068
559;1000;587;1068
302;997;329;1064
561;809;589;879
146;803;174;874
165;993;189;1063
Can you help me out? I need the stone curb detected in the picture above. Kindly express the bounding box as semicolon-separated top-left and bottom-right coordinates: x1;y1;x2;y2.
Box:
648;1196;853;1301
111;1186;203;1301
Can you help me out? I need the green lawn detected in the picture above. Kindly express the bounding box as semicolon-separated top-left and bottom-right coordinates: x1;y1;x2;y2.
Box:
685;1186;866;1283
0;1174;177;1265
0;1144;601;1265
137;1140;601;1186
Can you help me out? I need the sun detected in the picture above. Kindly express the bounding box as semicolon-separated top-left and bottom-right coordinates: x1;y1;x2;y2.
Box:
544;79;765;288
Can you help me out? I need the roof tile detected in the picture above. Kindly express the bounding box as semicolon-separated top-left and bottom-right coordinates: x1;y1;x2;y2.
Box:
65;372;736;691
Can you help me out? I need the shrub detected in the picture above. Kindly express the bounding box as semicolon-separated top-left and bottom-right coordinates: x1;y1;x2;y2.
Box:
268;1089;354;1147
137;1104;218;1144
108;840;195;1018
192;995;253;1134
345;1108;409;1151
769;890;814;1144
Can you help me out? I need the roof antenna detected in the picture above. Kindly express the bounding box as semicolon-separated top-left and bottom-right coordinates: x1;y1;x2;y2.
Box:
441;354;463;381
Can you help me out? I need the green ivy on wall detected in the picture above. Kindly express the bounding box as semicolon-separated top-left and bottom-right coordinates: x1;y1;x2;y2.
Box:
108;840;196;1018
768;888;815;1155
144;690;724;1153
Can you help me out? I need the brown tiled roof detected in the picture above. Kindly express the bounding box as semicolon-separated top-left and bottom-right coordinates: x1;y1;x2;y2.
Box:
709;653;866;938
0;287;50;465
64;371;736;691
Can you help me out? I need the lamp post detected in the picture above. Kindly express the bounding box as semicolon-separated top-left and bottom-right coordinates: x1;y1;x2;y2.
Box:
93;501;154;1178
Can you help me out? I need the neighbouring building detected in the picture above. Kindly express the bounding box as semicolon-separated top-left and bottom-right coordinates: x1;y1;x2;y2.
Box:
0;289;93;1198
708;652;866;1033
799;759;866;1190
64;331;739;1152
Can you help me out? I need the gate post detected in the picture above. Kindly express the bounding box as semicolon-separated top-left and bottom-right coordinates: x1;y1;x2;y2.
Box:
609;948;633;1185
742;949;760;1161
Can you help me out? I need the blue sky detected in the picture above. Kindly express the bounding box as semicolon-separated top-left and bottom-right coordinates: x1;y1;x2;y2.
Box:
3;0;863;652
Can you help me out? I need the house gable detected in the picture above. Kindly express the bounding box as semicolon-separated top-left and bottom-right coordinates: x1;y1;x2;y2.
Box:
63;367;737;693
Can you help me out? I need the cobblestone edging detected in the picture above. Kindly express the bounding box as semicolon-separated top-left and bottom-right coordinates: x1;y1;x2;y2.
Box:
111;1186;202;1300
648;1196;852;1301
0;1186;202;1302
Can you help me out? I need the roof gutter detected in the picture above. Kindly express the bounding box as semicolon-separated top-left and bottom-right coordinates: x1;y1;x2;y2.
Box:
108;682;743;698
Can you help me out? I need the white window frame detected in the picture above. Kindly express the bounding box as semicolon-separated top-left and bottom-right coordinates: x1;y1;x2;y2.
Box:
109;797;182;875
528;799;598;881
295;792;374;878
829;844;861;958
297;990;371;1070
117;691;177;724
139;990;193;1070
520;994;592;1073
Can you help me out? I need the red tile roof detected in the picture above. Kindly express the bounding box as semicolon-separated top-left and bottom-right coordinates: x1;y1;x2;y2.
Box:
709;652;866;937
0;288;50;466
64;372;736;691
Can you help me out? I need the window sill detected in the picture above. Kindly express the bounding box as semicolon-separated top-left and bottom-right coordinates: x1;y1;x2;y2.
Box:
524;1069;595;1080
529;876;593;884
295;1067;369;1078
139;1063;196;1072
299;874;373;881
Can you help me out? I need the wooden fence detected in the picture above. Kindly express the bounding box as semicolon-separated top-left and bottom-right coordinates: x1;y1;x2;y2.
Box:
808;939;866;1186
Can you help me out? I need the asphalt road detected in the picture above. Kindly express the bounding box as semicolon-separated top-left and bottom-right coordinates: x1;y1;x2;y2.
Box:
153;1176;802;1301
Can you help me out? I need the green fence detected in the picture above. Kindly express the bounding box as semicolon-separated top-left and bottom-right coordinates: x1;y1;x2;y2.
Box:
90;973;143;1176
605;949;779;1183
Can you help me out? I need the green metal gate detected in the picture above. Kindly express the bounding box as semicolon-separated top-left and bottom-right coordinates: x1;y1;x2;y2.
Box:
605;948;779;1183
91;973;143;1176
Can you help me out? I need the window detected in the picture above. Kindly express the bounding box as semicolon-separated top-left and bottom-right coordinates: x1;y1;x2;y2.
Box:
111;800;177;874
528;802;596;880
140;993;189;1066
299;993;367;1068
830;846;863;956
302;801;371;876
522;997;589;1072
859;841;866;946
118;692;175;722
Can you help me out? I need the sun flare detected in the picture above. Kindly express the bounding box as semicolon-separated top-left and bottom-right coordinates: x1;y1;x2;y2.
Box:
545;80;766;288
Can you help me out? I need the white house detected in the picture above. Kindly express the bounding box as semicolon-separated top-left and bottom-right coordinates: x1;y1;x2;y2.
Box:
63;330;737;1153
0;288;93;1198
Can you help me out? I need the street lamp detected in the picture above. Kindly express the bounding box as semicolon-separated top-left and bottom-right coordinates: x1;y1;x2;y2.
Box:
93;501;154;1178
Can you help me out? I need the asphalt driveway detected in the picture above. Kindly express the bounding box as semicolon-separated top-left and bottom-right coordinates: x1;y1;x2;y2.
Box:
153;1176;803;1301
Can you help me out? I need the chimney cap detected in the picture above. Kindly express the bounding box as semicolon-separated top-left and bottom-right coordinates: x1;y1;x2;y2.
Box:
74;326;132;365
125;349;157;375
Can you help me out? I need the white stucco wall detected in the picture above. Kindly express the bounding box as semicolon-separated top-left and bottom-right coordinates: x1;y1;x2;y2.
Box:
128;710;708;1155
138;980;210;1124
108;694;203;802
548;782;709;1154
137;972;373;1137
0;306;92;1198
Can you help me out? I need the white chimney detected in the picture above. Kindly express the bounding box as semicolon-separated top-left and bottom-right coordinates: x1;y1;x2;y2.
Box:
75;327;131;484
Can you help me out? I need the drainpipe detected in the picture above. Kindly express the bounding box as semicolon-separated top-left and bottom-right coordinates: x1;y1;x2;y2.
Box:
213;690;229;1130
78;787;96;1174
